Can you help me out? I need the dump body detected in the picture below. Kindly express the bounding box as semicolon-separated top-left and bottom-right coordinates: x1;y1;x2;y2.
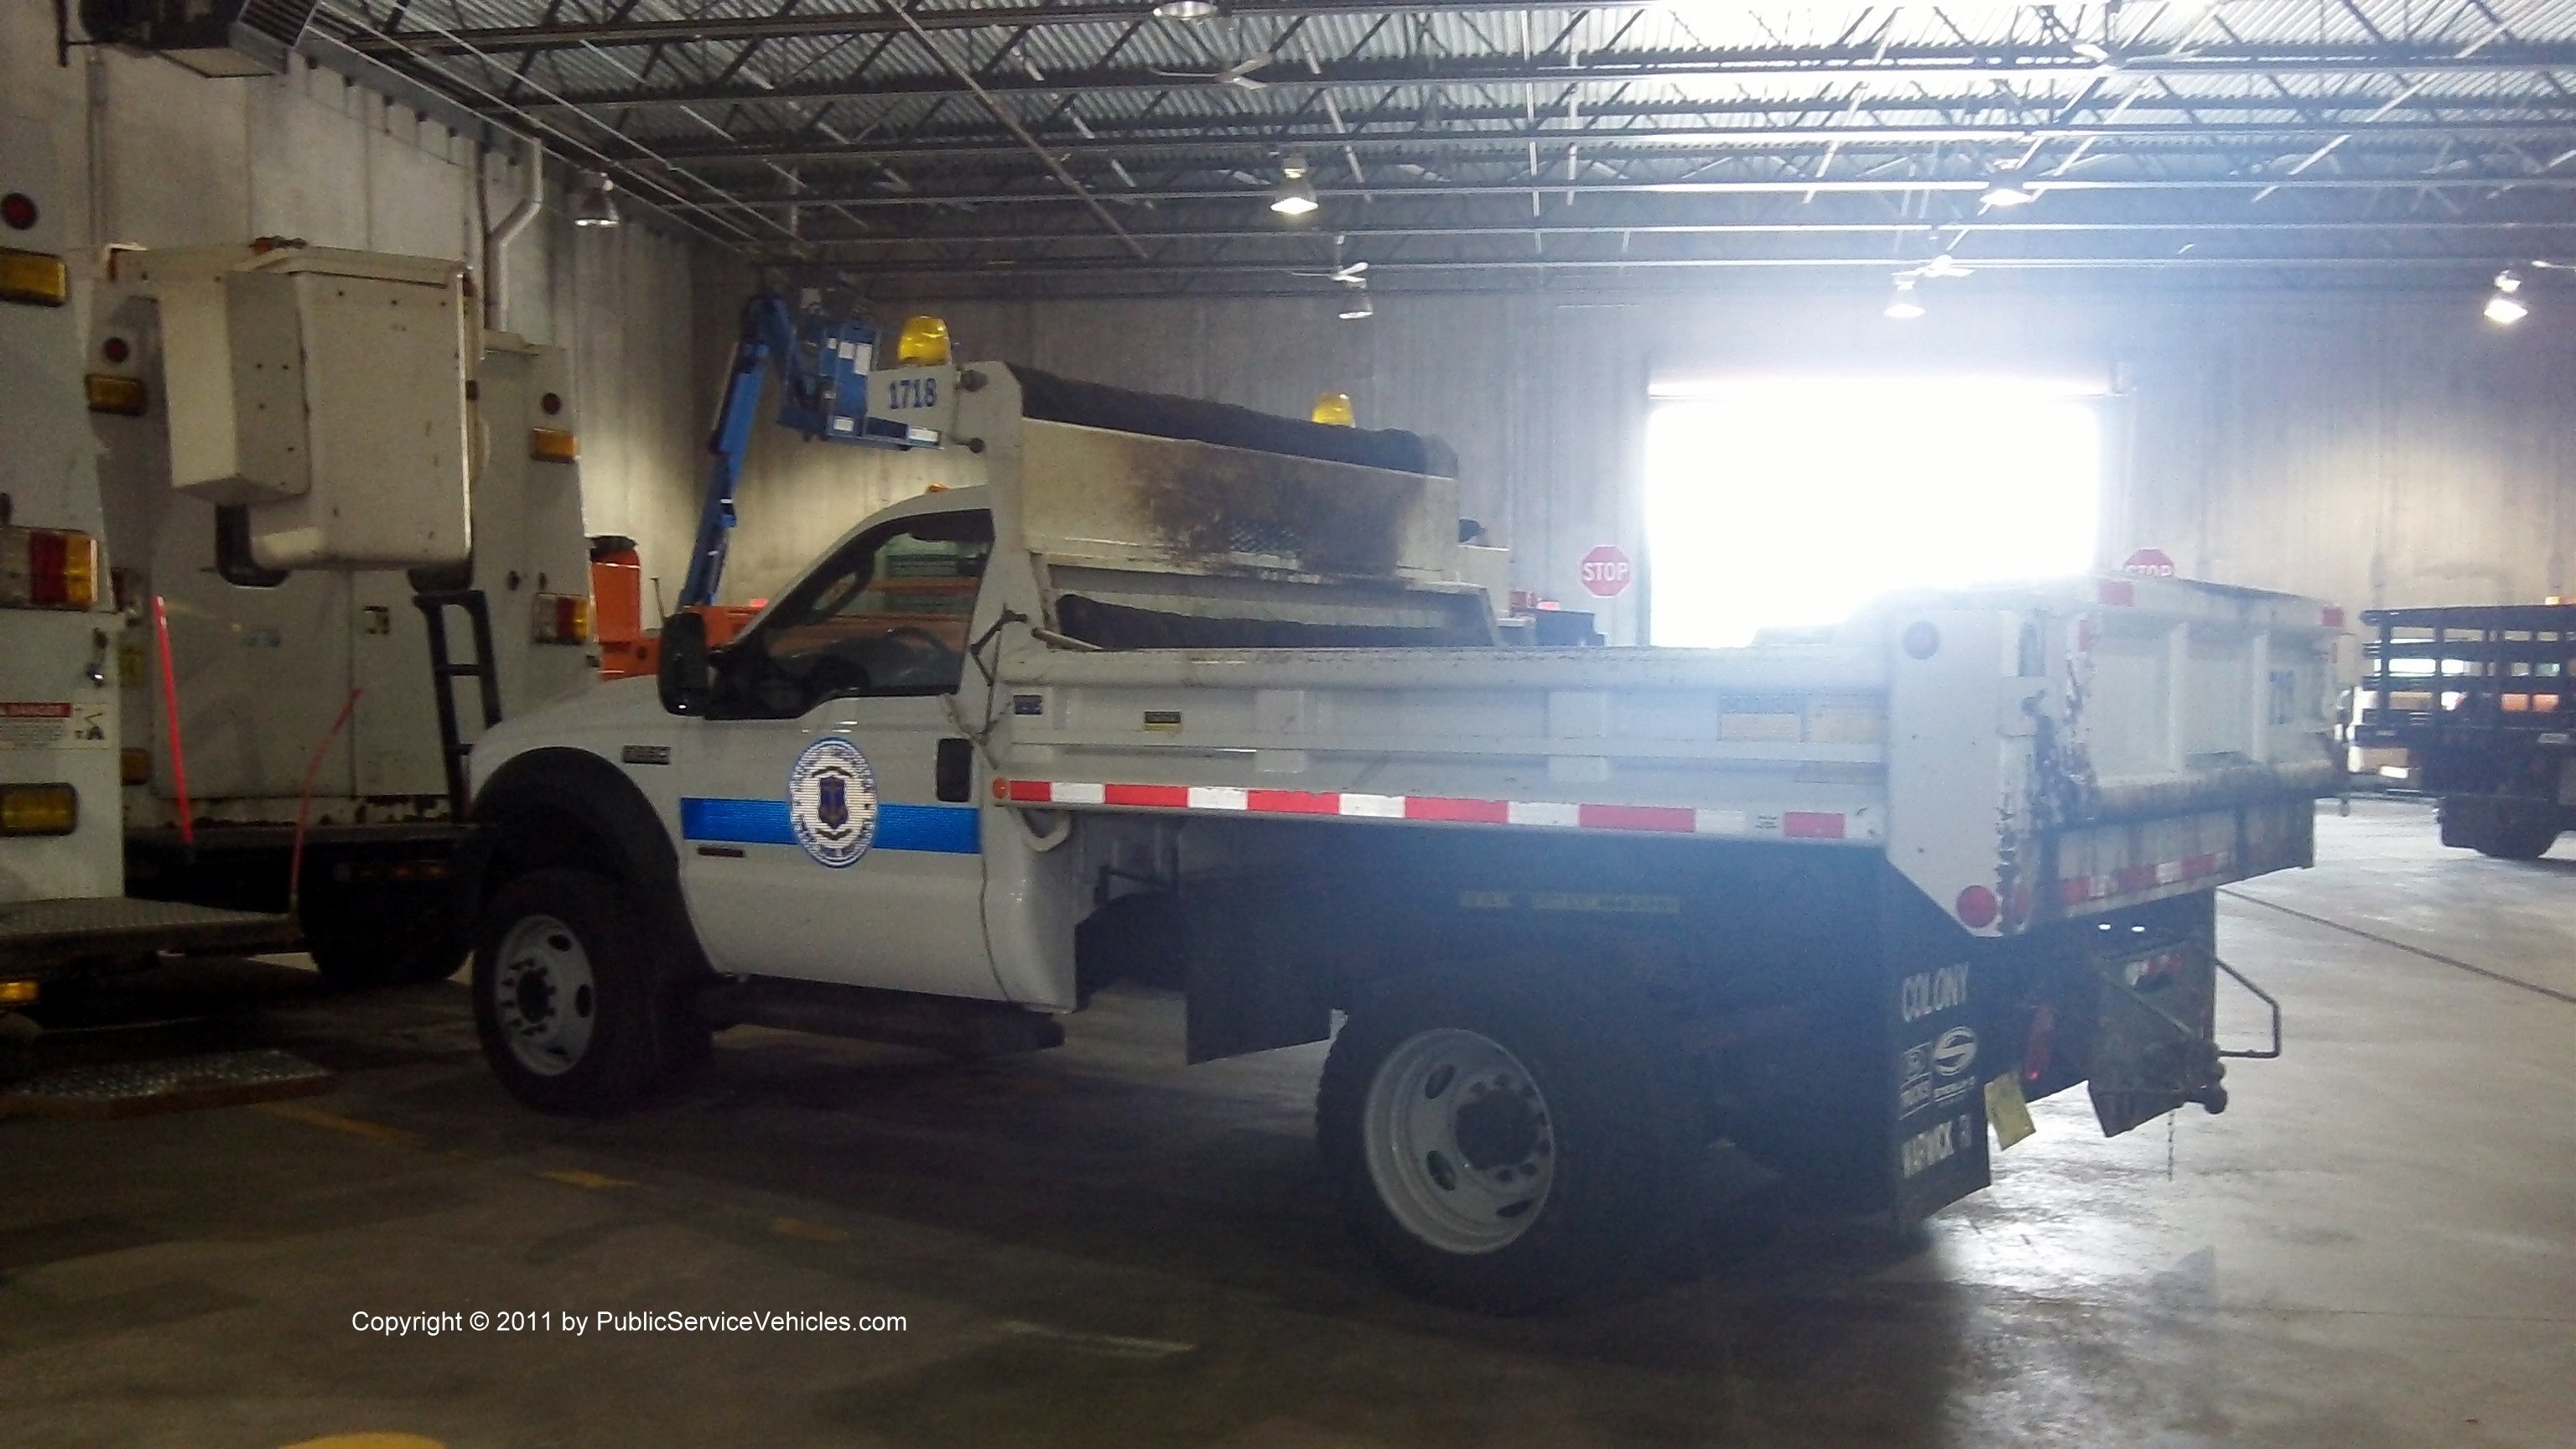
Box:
465;359;2341;1306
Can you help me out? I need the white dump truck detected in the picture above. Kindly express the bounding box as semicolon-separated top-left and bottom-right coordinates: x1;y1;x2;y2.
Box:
464;356;2340;1311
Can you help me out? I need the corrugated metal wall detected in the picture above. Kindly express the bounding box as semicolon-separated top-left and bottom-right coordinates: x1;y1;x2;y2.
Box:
716;283;2576;652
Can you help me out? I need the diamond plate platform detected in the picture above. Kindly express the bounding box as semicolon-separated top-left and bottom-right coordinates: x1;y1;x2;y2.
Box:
0;1049;332;1118
0;896;299;975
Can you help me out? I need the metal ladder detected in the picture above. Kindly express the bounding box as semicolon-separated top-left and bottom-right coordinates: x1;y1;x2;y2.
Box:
413;590;502;814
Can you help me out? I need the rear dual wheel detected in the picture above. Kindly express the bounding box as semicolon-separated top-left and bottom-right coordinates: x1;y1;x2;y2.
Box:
1318;967;1702;1314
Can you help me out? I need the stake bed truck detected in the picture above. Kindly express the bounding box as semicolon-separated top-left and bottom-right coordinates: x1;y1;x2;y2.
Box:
465;361;2340;1310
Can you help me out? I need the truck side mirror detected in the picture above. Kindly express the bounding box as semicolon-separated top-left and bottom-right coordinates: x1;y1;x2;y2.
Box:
657;610;713;715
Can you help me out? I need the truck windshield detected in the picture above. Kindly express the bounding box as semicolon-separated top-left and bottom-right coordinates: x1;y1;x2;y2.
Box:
711;510;993;717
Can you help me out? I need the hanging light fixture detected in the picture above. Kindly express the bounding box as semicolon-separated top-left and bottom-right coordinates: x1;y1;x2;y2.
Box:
571;171;621;228
1270;156;1320;216
1980;175;2038;207
1151;0;1219;17
2485;269;2529;325
1885;277;1926;319
1337;286;1374;320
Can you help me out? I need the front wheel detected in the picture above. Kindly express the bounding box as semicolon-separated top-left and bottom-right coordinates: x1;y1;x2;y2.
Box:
1317;967;1701;1313
471;868;687;1115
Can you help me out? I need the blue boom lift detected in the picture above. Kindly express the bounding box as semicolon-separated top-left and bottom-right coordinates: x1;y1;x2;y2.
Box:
678;295;948;608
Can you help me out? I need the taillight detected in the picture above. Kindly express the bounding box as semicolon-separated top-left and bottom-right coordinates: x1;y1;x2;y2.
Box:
0;782;78;836
0;526;101;610
532;592;591;645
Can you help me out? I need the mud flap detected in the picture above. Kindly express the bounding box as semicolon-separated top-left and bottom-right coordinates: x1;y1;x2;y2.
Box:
1181;875;1336;1063
1881;873;1992;1223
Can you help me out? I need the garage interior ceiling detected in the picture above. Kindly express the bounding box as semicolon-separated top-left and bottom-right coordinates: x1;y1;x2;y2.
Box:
317;0;2576;297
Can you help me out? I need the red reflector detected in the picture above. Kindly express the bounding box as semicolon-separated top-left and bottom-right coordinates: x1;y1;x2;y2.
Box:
2022;1004;2056;1086
2320;606;2345;627
2097;579;2135;607
0;193;34;231
1783;811;1845;839
28;529;67;606
1955;884;1999;928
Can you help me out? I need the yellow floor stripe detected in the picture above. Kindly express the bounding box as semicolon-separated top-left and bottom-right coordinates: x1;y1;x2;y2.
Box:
537;1169;635;1190
770;1216;851;1243
255;1104;423;1146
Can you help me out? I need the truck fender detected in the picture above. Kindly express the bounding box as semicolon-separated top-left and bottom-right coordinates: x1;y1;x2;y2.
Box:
470;747;700;968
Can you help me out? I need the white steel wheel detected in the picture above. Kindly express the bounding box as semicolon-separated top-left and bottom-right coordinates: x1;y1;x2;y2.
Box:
491;913;598;1078
1361;1027;1559;1255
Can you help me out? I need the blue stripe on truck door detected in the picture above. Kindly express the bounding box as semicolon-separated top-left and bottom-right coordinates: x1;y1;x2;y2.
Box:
680;797;981;854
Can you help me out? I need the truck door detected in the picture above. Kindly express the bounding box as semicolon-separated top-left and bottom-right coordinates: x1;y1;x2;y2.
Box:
676;508;1001;1000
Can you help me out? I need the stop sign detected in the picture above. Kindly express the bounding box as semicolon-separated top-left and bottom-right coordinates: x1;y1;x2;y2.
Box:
1578;544;1633;599
2121;548;2177;578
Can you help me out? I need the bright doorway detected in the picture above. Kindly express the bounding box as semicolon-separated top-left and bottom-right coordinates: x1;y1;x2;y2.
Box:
1644;378;2102;647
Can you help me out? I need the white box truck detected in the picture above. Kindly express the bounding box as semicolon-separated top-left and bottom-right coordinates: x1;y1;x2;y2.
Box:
86;242;597;987
1;128;301;1018
463;356;2338;1311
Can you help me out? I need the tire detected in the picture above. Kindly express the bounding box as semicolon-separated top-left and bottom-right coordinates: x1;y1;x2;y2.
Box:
2475;819;2560;860
471;868;685;1115
1317;965;1703;1313
2473;799;2555;855
2446;797;2563;860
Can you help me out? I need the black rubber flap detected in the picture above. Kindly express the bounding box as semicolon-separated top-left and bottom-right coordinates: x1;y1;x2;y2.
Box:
1010;366;1458;478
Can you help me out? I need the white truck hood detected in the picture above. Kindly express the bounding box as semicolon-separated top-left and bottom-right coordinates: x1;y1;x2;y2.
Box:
468;674;666;794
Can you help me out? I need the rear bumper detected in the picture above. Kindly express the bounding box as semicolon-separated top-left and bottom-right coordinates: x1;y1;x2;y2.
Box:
2044;796;2316;922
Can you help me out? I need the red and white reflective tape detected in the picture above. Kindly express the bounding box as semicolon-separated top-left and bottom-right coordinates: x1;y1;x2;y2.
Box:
2049;833;2307;908
998;779;1872;842
2054;850;2234;906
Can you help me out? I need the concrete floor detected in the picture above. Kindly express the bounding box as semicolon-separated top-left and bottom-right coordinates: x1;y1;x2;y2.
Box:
3;797;2569;1448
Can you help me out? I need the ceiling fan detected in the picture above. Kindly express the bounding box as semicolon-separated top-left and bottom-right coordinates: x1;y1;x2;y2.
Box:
1150;49;1277;90
1290;260;1368;285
